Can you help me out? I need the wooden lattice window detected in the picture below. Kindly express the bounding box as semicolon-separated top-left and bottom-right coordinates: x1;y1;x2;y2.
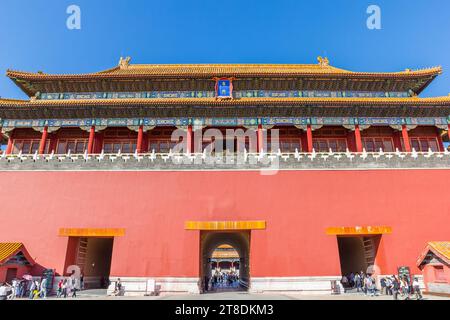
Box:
410;137;439;152
103;139;137;153
148;139;179;153
12;139;49;154
313;138;347;152
56;139;88;154
363;137;394;152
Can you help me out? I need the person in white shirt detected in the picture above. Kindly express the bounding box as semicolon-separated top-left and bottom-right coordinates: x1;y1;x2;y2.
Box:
0;283;12;300
39;277;48;298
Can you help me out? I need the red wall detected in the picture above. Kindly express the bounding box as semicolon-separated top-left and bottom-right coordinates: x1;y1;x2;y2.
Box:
0;170;449;278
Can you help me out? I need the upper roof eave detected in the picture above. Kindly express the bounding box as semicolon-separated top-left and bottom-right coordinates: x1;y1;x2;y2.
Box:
6;65;443;80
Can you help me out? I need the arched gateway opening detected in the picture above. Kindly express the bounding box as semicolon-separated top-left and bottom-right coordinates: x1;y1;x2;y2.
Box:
200;231;250;293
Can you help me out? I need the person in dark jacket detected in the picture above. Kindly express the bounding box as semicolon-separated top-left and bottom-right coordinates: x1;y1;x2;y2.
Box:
392;275;400;300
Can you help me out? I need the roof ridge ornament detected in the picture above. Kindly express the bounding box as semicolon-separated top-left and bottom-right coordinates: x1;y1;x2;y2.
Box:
119;56;131;69
317;56;330;67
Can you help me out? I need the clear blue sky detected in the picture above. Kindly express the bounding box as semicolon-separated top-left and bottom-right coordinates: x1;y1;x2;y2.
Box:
1;0;450;99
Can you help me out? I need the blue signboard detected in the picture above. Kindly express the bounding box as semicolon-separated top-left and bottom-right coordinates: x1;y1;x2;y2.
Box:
216;79;232;98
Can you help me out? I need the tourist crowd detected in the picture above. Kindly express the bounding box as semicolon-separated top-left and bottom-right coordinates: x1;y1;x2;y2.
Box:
340;271;423;300
211;271;239;288
0;272;83;300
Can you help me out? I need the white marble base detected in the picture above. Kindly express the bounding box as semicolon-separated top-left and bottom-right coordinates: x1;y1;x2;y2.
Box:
43;274;428;296
107;277;200;296
427;282;450;294
249;276;341;294
107;276;341;296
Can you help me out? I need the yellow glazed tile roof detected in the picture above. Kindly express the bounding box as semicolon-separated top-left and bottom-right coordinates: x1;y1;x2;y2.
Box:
217;244;233;249
212;249;239;259
6;64;442;79
0;242;23;264
429;241;450;260
417;241;450;267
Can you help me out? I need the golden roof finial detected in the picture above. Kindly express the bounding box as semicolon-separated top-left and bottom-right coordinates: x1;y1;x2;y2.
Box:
119;56;131;69
317;56;329;67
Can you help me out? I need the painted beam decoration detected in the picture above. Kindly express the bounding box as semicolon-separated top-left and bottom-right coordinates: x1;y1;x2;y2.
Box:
58;228;126;237
38;90;410;100
1;117;449;130
326;226;393;235
185;220;266;230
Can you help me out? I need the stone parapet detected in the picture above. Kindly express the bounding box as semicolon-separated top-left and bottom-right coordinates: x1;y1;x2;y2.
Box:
1;150;449;171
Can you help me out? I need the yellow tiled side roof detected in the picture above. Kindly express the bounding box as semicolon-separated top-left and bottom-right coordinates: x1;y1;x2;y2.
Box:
0;242;23;264
429;241;450;260
212;250;239;259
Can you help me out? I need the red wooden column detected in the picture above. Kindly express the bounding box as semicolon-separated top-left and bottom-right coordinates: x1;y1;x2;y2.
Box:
5;134;13;154
354;125;363;152
436;129;445;152
38;126;48;154
306;124;313;152
136;125;144;153
401;125;411;152
447;124;450;151
186;125;193;154
87;125;95;154
257;124;264;152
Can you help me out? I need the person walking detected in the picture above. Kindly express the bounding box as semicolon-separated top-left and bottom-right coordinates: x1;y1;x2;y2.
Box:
62;279;68;298
56;279;64;298
0;283;9;301
354;273;361;293
71;275;78;298
32;280;40;299
19;280;27;298
341;275;348;293
204;276;209;292
412;277;423;300
380;277;386;295
114;278;122;296
367;275;375;297
11;279;18;298
28;280;36;299
392;276;400;300
39;277;48;299
80;273;84;291
385;277;392;296
361;273;368;295
400;277;410;299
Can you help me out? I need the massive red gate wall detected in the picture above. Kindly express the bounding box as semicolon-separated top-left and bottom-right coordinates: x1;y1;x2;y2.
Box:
0;170;448;277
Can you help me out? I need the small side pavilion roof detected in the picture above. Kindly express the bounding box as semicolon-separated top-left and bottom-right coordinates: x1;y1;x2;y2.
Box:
417;241;450;268
0;242;35;266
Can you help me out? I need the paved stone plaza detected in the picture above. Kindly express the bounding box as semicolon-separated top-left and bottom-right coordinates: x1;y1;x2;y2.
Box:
23;289;449;300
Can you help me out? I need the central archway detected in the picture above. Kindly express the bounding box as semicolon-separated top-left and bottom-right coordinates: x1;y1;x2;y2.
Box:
199;231;250;293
